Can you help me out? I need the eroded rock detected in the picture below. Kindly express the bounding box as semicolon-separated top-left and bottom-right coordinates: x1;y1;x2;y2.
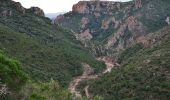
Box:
11;1;25;14
81;17;89;28
29;7;45;17
134;0;142;9
72;1;87;14
78;29;93;41
166;17;170;25
1;10;12;17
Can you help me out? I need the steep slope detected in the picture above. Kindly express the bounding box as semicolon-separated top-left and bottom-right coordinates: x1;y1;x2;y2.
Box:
54;0;170;57
85;26;170;99
0;50;27;99
0;50;73;100
0;0;105;87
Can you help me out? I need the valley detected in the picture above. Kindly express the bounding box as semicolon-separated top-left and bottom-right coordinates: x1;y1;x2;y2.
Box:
0;0;170;100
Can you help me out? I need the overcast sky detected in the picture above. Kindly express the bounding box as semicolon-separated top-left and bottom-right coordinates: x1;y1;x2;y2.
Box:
13;0;132;13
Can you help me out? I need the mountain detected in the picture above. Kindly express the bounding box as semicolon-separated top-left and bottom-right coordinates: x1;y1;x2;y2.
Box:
85;26;170;99
0;0;105;88
0;0;170;100
53;0;170;99
54;0;170;58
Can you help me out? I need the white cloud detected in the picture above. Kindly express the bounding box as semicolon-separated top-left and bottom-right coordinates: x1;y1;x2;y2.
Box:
13;0;132;13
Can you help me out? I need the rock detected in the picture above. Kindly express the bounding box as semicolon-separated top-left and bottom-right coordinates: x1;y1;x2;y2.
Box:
1;10;12;17
135;36;150;47
165;17;170;25
81;17;89;28
11;1;25;14
78;29;93;41
53;15;65;24
106;16;146;48
72;1;87;14
29;7;45;17
101;17;118;30
134;0;142;9
101;20;110;30
94;12;101;17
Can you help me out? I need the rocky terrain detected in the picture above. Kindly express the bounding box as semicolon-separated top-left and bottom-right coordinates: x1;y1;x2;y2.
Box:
53;0;170;99
54;0;170;58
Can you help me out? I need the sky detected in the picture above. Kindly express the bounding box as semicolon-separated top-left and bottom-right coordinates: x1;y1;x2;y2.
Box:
13;0;132;13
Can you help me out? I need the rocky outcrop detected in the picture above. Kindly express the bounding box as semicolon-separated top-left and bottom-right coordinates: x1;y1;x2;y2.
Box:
0;10;12;17
56;0;170;57
72;1;87;14
101;17;119;30
81;17;89;28
134;0;142;9
72;1;123;16
53;15;65;24
101;20;110;30
11;1;25;14
166;17;170;25
107;16;146;49
77;29;93;41
135;36;150;47
28;7;45;17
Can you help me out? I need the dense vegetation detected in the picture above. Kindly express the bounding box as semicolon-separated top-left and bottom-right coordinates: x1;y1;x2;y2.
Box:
88;26;170;100
0;51;74;100
0;0;105;87
0;50;27;99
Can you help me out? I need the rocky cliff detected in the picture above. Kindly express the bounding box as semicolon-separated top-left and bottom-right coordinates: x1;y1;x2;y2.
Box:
0;0;44;17
54;0;170;58
28;7;45;16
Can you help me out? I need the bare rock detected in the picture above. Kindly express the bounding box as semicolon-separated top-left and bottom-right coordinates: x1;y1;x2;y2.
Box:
11;1;25;14
134;0;142;9
81;17;89;28
72;1;87;14
166;17;170;25
1;10;12;17
135;36;150;47
78;29;93;41
106;16;146;48
53;15;65;24
101;20;110;30
29;7;45;17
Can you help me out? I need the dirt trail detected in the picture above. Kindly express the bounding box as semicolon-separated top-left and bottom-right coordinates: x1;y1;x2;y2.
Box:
68;63;98;97
68;56;114;98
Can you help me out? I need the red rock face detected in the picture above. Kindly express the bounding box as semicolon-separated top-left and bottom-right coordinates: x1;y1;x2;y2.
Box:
72;1;87;13
107;16;146;49
54;15;65;24
135;36;150;47
134;0;142;9
78;29;92;41
126;16;146;35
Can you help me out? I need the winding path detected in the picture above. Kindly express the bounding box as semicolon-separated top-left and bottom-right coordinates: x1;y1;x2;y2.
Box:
68;56;114;98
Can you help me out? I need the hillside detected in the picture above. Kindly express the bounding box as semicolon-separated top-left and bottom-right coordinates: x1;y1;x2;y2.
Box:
0;0;105;87
55;0;170;57
0;0;170;99
78;26;170;100
54;0;170;99
0;50;74;100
